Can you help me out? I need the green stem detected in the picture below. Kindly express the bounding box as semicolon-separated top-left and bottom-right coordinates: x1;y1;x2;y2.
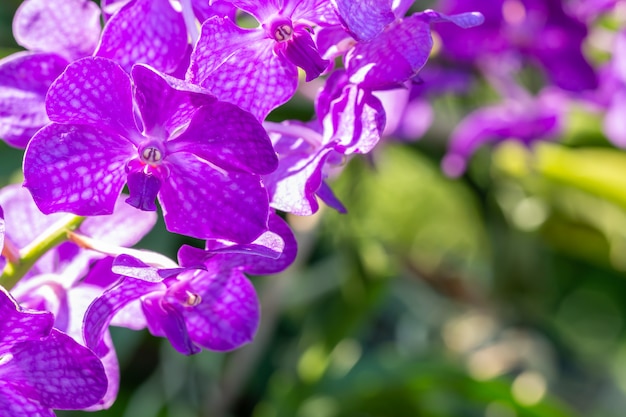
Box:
0;214;85;290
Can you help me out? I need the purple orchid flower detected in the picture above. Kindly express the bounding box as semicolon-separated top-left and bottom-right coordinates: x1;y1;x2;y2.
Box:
442;87;565;177
187;0;338;120
326;0;484;90
23;56;278;243
0;0;101;148
83;213;297;355
263;70;385;215
435;0;598;92
0;286;107;416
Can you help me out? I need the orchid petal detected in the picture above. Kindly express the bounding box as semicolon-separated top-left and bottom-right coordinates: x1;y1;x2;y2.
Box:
0;52;67;148
45;57;139;140
13;0;101;61
168;101;278;175
24;123;133;215
96;0;188;73
181;268;260;351
159;153;270;242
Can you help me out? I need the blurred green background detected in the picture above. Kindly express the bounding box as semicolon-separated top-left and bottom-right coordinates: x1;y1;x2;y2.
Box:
3;1;626;417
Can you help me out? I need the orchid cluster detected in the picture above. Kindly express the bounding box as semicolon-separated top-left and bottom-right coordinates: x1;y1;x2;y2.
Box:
0;0;487;414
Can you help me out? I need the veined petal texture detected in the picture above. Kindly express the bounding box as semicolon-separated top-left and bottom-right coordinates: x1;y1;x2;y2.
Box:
0;387;54;417
158;154;270;243
96;0;188;73
331;0;395;41
24;123;134;215
131;64;216;138
180;267;260;351
0;287;52;350
0;52;67;148
84;277;162;356
188;17;298;120
345;18;431;89
168;102;278;175
13;0;101;61
46;57;139;141
2;329;107;410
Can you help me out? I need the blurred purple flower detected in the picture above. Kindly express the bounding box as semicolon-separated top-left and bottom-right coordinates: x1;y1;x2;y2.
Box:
0;286;107;416
442;87;565;177
436;0;598;92
23;57;277;242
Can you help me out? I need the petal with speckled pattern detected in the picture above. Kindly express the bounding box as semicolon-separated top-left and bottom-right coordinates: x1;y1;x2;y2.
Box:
96;0;188;73
158;153;269;242
0;52;67;148
13;0;101;61
23;123;134;215
167;101;277;175
45;57;139;141
181;267;260;351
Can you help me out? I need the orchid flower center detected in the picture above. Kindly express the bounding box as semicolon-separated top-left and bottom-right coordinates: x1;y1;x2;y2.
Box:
138;142;165;166
274;24;293;42
267;16;295;42
184;291;202;307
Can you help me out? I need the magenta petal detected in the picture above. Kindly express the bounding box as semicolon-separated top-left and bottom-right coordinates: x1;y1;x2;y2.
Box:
159;153;270;242
182;268;260;351
345;19;431;89
418;9;485;29
24;123;134;215
142;296;201;355
96;0;188;73
83;331;119;411
79;196;157;248
264;126;335;216
0;288;53;349
328;84;385;154
316;181;347;214
131;64;216;138
125;170;161;211
168;101;278;175
227;212;298;275
0;386;54;417
46;57;139;139
112;254;183;282
316;25;352;60
84;278;162;356
13;0;101;61
178;212;297;274
3;329;107;410
188;17;298;120
332;0;395;41
282;28;329;81
0;52;67;148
